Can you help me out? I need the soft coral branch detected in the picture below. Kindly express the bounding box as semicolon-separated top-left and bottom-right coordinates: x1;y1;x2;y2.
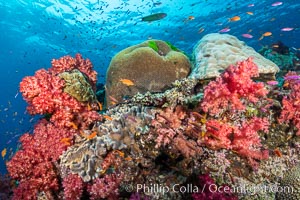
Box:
201;58;268;115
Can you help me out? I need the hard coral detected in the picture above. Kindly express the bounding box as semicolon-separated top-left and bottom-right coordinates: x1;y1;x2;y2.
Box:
201;57;268;115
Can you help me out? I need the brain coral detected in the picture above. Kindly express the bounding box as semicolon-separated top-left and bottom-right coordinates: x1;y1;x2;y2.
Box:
190;33;279;80
105;39;191;106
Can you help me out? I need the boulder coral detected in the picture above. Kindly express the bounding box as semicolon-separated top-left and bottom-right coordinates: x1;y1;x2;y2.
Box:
190;33;279;80
105;39;191;106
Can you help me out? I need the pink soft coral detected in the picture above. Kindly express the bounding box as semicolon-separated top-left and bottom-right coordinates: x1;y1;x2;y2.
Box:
62;174;84;200
19;53;101;128
6;119;77;199
203;117;269;161
201;57;268;115
87;172;124;200
279;72;300;135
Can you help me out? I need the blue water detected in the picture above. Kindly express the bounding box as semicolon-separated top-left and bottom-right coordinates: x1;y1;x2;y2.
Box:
0;0;299;175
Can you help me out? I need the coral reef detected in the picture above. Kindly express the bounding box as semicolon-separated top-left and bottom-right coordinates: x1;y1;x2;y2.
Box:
259;41;300;72
19;53;102;128
105;39;191;106
62;174;84;200
6;35;300;200
276;163;300;199
279;72;300;135
192;173;238;200
201;58;268;115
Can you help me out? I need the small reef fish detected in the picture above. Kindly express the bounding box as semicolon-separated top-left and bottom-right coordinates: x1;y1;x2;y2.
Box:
141;13;167;22
267;80;279;86
247;4;255;7
271;2;283;6
68;122;78;130
80;131;98;140
87;132;97;139
229;16;240;22
120;79;134;86
188;16;195;20
1;148;7;159
284;75;300;80
219;27;231;33
281;27;294;31
246;11;254;15
60;138;72;146
242;33;253;38
198;27;205;33
259;32;272;40
108;95;119;105
274;148;282;157
103;115;113;121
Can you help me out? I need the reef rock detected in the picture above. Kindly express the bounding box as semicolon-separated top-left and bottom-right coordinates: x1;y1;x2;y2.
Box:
105;39;191;106
190;33;279;80
276;164;300;199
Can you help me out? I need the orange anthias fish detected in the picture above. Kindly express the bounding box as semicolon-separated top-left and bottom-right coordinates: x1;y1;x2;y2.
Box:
80;131;98;140
229;16;241;22
120;79;134;86
246;11;254;15
1;148;7;159
259;32;272;40
103;115;113;121
68;122;78;130
60;138;72;146
87;132;97;139
188;16;195;20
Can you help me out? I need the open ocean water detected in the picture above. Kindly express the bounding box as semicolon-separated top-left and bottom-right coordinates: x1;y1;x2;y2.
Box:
0;0;299;199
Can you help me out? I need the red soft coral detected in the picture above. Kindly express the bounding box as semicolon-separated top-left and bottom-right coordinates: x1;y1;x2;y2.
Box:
6;119;77;199
87;172;124;200
62;174;84;200
19;54;101;128
201;58;268;115
203;117;269;161
50;53;97;88
279;73;300;135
